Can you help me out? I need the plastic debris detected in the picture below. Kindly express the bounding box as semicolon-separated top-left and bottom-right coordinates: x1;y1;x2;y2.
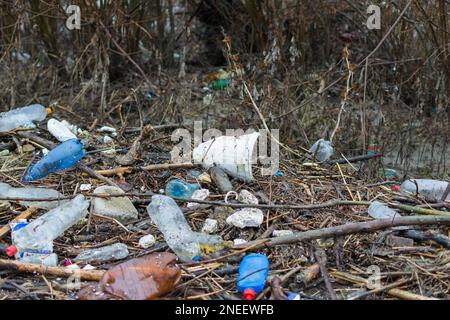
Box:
77;252;181;300
233;239;247;246
237;254;270;300
0;104;51;132
368;201;402;220
308;139;334;162
193;132;260;182
139;234;156;249
165;178;201;199
238;189;259;205
98;126;117;137
186;188;210;210
47;118;77;142
23;139;86;181
74;243;129;263
272;230;294;237
7;195;89;255
147;195;223;261
201;218;218;234
92;186;138;222
103;135;113;144
0;182;66;209
226;208;264;228
399;179;450;201
273;170;283;177
79;183;92;191
211;79;230;90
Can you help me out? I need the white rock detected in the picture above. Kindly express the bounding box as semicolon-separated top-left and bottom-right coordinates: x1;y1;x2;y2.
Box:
272;230;294;237
98;126;116;134
187;189;210;210
139;234;156;248
238;189;259;205
80;184;92;191
47;118;77;142
226;208;264;228
92;186;138;222
201;218;218;234
0;149;9;156
103;135;113;144
233;238;247;246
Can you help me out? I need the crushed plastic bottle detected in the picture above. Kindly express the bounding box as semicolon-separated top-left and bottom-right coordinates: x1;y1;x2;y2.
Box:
23;138;86;181
308;139;334;162
368;201;402;220
77;252;181;300
47;118;77;142
0;104;51;132
9;195;89;253
0;182;66;209
74;243;129;263
165;178;201;199
399;179;450;201
147;195;223;261
237;253;270;300
6;220;58;266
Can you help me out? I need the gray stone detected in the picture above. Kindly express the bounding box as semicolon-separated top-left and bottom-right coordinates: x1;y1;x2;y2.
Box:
93;186;138;222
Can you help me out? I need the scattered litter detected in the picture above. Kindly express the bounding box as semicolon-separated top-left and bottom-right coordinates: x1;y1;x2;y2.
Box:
0;104;51;132
226;208;264;228
237;254;270;300
201;218;218;234
139;234;156;249
47;118;77;142
308;139;334;162
98;126;117;137
399;179;450;201
0;182;66;209
92;186;138;222
165;178;201;199
74;243;129;263
368;201;402;220
79;183;92;191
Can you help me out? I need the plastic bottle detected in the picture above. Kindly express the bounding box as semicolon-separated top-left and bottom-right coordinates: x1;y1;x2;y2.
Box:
146;195;223;261
0;104;51;132
8;195;89;253
236;253;270;300
47;118;77;142
74;243;129;263
0;182;66;209
399;179;450;201
6;220;58;266
367;201;402;220
23;138;86;181
308;139;334;162
165;178;201;199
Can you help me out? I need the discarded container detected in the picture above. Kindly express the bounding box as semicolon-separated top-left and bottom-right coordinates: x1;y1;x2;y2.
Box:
6;220;58;266
226;208;264;228
77;252;181;300
211;79;230;90
47;118;77;142
368;201;402;220
308;139;334;162
0;104;51;132
9;195;89;253
147;195;223;261
23;139;86;181
399;179;450;201
165;178;201;199
0;182;66;209
237;253;270;300
74;243;129;263
193;132;260;182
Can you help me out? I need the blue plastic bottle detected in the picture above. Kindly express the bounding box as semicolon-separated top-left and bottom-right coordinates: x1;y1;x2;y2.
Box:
165;178;201;199
23;139;86;181
237;253;270;300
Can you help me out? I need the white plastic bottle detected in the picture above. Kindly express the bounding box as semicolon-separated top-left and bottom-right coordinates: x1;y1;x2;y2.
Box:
11;195;89;252
0;104;50;132
74;243;129;263
147;195;223;261
400;179;450;201
0;182;66;209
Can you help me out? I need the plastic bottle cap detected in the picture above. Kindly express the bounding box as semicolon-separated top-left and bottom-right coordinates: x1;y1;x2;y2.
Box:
5;245;17;257
243;288;256;300
46;107;53;114
394;185;399;192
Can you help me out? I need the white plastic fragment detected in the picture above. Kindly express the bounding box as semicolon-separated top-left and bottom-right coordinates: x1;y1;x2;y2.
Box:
272;230;294;237
201;218;218;234
226;208;264;228
308;139;334;162
98;126;117;137
138;234;156;249
233;238;247;246
187;189;210;210
238;189;259;205
80;184;92;191
103;135;113;144
47;118;77;142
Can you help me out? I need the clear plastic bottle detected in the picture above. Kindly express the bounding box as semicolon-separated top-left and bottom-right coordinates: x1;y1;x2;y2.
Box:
0;104;50;132
74;243;129;263
165;178;201;199
23;138;86;181
0;182;66;209
10;195;89;252
308;139;334;162
400;179;450;201
368;201;402;220
147;195;223;261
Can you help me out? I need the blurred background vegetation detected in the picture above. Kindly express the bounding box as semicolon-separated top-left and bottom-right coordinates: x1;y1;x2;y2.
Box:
0;0;449;176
